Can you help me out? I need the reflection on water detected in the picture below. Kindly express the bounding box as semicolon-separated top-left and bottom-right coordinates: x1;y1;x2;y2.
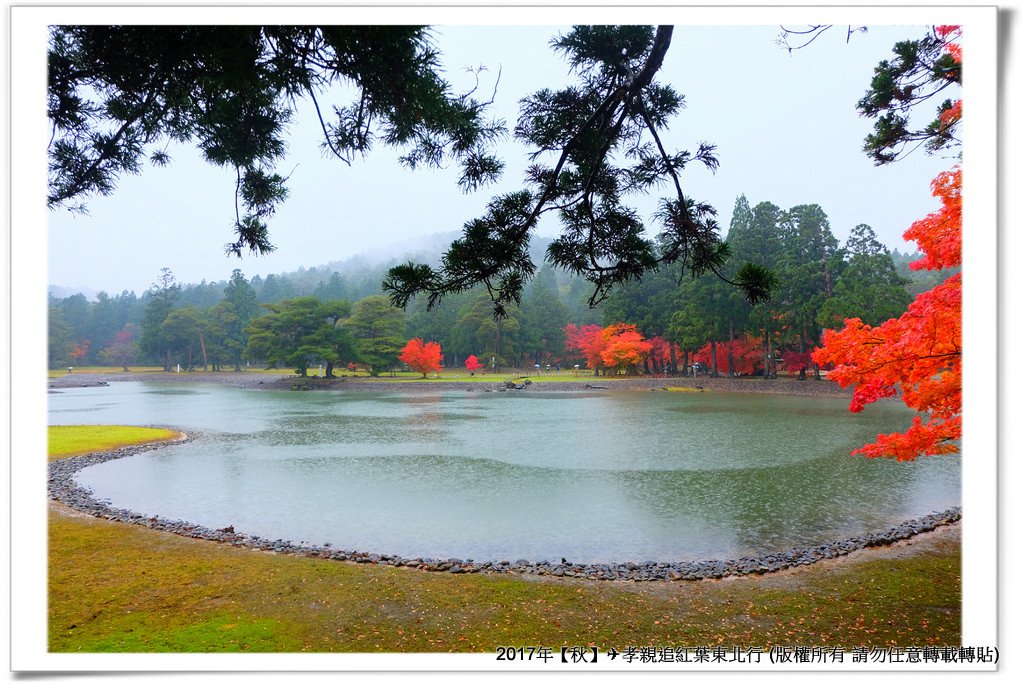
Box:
52;381;960;563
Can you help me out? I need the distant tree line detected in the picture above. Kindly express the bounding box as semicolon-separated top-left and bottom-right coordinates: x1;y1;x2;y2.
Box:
48;197;950;377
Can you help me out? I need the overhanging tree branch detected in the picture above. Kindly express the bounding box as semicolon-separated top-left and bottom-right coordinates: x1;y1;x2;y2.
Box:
384;24;777;317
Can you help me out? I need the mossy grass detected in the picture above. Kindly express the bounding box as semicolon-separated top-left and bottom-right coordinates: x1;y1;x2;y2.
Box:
48;425;181;462
48;426;961;652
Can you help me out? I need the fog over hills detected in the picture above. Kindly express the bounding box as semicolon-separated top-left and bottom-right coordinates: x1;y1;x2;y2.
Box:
49;231;558;300
48;284;101;301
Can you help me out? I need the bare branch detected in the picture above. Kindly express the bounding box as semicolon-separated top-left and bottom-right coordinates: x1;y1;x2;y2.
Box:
778;25;833;52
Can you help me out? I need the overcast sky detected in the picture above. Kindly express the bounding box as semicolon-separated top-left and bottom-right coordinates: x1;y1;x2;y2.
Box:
45;20;959;296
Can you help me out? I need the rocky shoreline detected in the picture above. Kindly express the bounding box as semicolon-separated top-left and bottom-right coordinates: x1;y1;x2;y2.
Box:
48;370;855;398
49;436;961;582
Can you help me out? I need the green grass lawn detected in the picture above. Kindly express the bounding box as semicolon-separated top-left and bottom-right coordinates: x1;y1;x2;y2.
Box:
308;368;626;383
47;425;181;462
48;365;604;383
48;365;292;378
363;371;603;383
48;426;961;653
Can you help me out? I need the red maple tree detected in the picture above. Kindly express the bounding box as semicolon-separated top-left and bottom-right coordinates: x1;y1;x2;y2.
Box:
400;338;443;378
695;336;763;376
100;325;139;371
812;27;962;461
647;335;681;375
565;323;652;375
782;350;813;375
70;340;90;363
600;325;653;374
465;354;484;373
564;324;606;373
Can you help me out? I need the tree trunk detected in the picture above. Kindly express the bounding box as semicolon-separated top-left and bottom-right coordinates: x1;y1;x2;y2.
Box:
763;327;771;380
824;253;833;297
198;330;208;371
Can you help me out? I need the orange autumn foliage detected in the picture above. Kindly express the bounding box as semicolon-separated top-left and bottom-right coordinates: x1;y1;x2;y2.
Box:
812;26;962;461
70;340;91;362
813;174;961;460
813;273;961;460
600;325;653;372
903;167;961;272
935;25;962;64
564;323;652;373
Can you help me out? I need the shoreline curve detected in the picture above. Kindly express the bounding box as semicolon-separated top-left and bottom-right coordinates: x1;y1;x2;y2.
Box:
48;435;962;582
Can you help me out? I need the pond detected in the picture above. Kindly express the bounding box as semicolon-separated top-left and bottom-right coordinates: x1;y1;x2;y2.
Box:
49;381;961;564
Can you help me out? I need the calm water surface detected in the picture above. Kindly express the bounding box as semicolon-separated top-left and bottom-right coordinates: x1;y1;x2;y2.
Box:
50;381;961;563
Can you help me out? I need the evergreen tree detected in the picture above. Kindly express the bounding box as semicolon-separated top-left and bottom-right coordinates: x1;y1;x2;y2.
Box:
180;280;225;309
48;305;74;368
55;293;91;342
222;269;260;370
819;225;912;328
726;200;787;377
84;292;123;364
667;272;742;377
314;272;349;302
203;301;237;371
258;273;294;303
140;268;180;370
405;288;475;357
856;27;962;164
451;291;522;368
776;204;842;356
345;295;407;376
520;265;572;367
244;297;354;377
161;305;205;371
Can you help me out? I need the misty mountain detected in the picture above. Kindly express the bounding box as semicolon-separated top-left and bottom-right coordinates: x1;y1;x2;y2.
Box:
269;232;560;301
48;284;99;301
49;232;561;302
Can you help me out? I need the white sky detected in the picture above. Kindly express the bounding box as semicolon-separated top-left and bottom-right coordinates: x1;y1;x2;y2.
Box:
45;20;958;296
